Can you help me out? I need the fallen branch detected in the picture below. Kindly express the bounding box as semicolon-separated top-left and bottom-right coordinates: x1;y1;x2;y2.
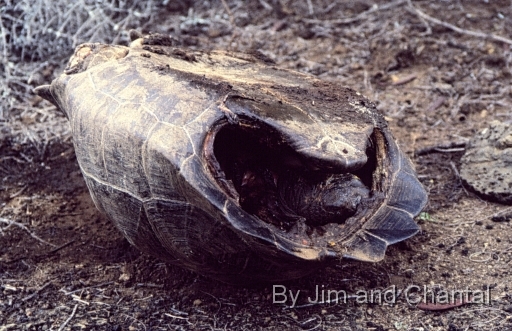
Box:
58;304;78;331
0;218;57;247
59;281;115;295
22;281;53;302
47;240;75;255
304;0;406;24
407;0;512;45
415;142;466;156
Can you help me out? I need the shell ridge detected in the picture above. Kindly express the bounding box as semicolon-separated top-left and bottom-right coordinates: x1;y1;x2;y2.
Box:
361;229;388;244
385;144;428;214
141;105;161;122
86;70;123;182
342;231;387;262
183;103;214;126
362;205;420;245
181;126;197;158
141;120;161;197
88;70;125;105
386;204;414;218
80;166;143;202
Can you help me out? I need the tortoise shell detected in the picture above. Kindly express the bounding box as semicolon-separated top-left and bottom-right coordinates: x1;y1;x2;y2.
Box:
36;34;427;283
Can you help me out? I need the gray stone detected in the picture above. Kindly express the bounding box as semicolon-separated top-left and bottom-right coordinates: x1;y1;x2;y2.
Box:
460;121;512;204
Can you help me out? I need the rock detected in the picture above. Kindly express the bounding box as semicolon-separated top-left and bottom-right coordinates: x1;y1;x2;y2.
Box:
460;121;512;204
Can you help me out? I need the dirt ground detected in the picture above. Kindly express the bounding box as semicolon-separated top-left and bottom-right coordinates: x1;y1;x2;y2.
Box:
1;0;512;330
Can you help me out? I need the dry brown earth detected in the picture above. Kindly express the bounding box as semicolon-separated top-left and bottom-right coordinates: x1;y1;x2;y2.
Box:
1;1;512;330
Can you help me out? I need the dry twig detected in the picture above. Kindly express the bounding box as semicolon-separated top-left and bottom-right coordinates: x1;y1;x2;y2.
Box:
59;281;115;295
407;0;512;45
57;304;78;331
426;96;447;112
304;0;406;24
415;142;466;156
306;0;314;16
392;74;417;86
0;217;57;247
22;281;53;302
220;0;235;26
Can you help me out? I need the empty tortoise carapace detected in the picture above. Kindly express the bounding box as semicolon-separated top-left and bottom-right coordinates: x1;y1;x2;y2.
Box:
35;33;427;283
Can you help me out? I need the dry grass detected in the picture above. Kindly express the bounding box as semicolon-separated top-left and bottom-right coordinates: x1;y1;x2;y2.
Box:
0;0;171;183
1;0;160;62
0;0;162;149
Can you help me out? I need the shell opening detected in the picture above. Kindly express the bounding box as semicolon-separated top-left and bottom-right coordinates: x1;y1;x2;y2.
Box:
205;118;383;237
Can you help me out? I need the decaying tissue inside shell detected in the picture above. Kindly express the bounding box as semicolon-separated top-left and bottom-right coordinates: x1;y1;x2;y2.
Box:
211;121;380;234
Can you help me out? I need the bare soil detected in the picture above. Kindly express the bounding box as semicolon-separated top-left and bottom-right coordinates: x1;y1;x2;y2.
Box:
1;1;512;330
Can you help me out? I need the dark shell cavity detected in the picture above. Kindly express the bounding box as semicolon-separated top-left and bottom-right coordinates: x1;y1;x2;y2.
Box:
211;119;375;229
204;116;400;249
